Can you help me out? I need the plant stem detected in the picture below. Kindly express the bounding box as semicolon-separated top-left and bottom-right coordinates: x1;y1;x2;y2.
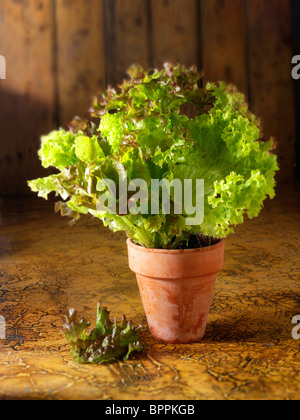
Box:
122;216;154;248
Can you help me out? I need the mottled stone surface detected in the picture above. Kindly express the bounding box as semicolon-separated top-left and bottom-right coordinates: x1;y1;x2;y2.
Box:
0;184;299;400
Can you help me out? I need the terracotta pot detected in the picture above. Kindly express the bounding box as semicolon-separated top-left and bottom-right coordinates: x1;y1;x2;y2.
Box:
127;239;225;344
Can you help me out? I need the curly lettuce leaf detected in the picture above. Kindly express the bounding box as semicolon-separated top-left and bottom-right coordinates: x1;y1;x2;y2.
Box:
28;174;69;200
38;129;78;169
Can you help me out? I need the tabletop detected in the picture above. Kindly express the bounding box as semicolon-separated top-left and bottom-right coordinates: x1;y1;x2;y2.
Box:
0;183;299;400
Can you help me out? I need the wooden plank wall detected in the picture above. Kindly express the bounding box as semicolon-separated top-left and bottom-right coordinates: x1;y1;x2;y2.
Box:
246;0;296;186
0;0;296;196
0;0;57;196
56;0;106;125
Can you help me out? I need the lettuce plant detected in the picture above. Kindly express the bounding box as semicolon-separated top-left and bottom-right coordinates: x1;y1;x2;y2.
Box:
28;63;278;249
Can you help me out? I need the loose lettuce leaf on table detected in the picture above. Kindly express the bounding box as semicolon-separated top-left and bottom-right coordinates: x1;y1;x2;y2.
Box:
61;302;144;365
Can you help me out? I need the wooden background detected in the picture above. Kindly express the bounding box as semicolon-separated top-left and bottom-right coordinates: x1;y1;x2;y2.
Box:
0;0;297;196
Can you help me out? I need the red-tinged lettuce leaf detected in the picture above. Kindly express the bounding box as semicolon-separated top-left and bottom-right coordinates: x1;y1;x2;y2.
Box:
61;302;143;365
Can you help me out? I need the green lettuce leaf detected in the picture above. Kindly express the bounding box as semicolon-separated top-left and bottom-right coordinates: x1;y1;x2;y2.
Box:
38;129;78;169
75;135;105;163
28;174;69;200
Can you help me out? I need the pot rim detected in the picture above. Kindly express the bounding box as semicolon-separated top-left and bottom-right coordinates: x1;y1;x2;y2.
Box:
127;238;225;254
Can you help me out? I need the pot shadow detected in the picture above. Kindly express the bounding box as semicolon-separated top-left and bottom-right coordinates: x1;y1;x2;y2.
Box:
202;290;300;344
